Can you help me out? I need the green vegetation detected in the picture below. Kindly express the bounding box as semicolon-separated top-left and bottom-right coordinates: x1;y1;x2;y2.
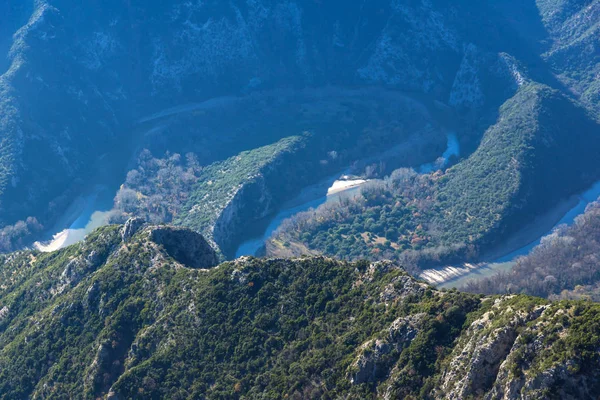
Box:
0;224;599;398
124;89;442;258
0;89;19;221
175;136;312;253
464;200;600;300
272;169;440;263
272;83;600;271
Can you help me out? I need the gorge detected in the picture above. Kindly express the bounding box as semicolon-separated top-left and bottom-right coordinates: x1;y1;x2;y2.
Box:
1;0;600;398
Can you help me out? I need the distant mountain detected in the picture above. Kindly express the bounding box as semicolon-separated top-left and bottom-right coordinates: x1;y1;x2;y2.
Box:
1;0;596;235
0;1;598;275
0;223;599;398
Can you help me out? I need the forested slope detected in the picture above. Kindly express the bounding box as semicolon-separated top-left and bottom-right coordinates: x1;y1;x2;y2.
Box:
0;223;600;399
270;82;600;270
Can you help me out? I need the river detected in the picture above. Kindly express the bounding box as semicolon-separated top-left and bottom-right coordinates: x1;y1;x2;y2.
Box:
234;175;365;258
234;132;460;258
35;88;446;253
424;180;600;289
34;185;115;252
35;131;459;255
34;121;459;257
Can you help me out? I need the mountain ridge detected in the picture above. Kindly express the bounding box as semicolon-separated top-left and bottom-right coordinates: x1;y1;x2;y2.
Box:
0;222;599;398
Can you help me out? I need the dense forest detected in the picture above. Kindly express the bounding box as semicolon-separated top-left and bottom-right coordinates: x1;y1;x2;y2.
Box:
1;222;600;398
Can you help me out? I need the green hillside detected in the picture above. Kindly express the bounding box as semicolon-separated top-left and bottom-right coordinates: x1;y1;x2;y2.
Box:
271;83;600;269
0;224;599;398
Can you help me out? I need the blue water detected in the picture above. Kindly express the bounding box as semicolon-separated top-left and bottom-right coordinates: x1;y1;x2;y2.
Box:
419;132;459;173
494;180;600;263
36;185;116;251
235;197;329;257
437;180;600;288
235;184;362;258
69;186;114;230
235;132;460;258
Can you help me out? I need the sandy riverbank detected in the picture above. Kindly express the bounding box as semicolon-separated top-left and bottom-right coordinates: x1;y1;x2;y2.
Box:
34;210;113;253
34;230;72;252
327;179;368;195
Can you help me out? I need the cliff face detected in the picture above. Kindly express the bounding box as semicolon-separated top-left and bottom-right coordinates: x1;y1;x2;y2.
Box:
149;226;218;269
0;225;599;398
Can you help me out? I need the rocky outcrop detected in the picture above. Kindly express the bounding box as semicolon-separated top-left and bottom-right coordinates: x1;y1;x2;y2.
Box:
437;298;548;399
350;339;394;385
149;226;218;269
379;274;428;304
349;313;425;385
483;305;600;400
84;341;112;394
121;217;145;242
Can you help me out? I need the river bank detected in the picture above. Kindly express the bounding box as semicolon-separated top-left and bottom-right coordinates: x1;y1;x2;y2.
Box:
422;180;600;288
234;175;367;258
234;132;460;258
34;185;115;252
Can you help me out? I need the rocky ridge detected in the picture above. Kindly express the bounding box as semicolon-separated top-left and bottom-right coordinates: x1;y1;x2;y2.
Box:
0;224;598;398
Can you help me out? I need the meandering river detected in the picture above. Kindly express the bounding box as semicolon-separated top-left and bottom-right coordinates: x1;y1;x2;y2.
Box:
423;180;600;288
234;132;460;258
37;130;461;256
39;123;600;292
35;88;447;254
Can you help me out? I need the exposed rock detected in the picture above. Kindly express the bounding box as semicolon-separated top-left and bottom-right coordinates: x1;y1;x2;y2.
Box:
106;391;120;400
437;300;548;399
0;306;9;322
121;217;146;242
350;313;424;385
149;226;218;269
380;274;427;304
84;281;100;310
86;249;101;265
484;306;599;400
364;261;400;282
350;339;393;385
388;313;424;343
84;341;112;394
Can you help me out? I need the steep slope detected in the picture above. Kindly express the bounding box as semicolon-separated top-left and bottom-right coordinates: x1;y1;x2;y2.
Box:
0;0;465;228
269;82;600;268
1;0;588;233
437;82;600;247
538;0;600;109
1;224;600;398
0;2;128;227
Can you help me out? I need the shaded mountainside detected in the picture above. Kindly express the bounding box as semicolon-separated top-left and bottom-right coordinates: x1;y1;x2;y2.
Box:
268;82;600;269
0;0;469;227
1;0;598;247
1;224;600;398
463;200;600;300
436;82;600;248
